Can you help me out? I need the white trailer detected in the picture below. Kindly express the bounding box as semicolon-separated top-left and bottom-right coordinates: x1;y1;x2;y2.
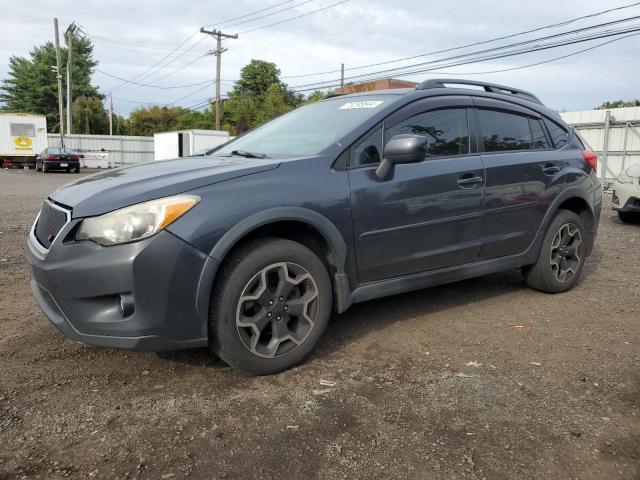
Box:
0;113;48;168
153;129;230;161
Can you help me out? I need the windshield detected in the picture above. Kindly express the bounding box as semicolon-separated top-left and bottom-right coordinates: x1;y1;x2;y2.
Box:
215;95;397;157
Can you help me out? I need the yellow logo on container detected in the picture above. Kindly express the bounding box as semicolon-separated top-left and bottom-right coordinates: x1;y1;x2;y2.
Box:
14;136;33;150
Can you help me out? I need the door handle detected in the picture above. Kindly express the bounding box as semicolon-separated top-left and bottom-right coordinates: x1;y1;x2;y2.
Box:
457;174;484;188
542;163;561;175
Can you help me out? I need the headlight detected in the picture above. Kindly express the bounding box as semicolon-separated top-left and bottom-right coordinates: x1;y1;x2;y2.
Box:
76;194;200;246
617;170;636;185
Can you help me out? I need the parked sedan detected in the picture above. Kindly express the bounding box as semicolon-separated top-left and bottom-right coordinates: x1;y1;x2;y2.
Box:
36;148;81;173
612;164;640;223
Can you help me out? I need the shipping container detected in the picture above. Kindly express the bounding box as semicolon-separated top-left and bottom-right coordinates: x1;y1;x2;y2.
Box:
0;113;47;168
154;130;230;160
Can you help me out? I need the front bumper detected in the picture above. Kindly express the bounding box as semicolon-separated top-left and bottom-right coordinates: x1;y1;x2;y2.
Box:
27;224;210;351
612;181;640;213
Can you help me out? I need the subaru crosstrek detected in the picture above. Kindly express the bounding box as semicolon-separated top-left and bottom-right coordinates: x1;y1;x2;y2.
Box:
27;79;602;374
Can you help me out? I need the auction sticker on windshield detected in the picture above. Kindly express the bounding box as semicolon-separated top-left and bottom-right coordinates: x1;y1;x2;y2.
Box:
339;101;384;110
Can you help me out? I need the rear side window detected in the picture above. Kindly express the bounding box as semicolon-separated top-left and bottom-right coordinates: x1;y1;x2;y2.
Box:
385;108;469;157
543;118;569;149
477;109;534;152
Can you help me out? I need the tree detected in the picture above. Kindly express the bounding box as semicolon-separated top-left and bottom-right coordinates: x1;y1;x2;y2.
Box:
233;60;286;97
595;99;640;109
111;113;130;136
174;107;216;130
0;34;101;132
127;105;188;136
71;96;109;134
222;59;314;135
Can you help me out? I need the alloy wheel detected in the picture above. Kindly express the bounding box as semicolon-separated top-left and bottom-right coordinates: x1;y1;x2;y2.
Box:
549;222;582;282
235;262;319;358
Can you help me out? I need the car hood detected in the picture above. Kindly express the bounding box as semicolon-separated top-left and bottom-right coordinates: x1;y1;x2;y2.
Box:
50;156;281;218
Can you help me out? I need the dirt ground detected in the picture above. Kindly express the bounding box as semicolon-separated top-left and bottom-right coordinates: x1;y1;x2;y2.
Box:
0;168;638;480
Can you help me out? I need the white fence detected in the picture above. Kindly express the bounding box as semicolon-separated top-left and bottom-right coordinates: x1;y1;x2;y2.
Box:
560;107;640;186
48;134;154;166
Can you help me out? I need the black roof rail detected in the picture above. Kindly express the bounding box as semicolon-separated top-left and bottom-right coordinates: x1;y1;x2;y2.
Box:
416;78;544;106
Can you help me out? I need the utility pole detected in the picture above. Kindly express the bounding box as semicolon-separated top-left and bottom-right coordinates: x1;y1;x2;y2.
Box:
53;18;65;147
109;93;113;136
200;28;237;130
65;22;76;135
340;63;345;87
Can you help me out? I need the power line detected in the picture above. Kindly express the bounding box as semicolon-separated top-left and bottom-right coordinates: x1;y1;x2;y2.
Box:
288;23;640;92
95;68;214;89
204;0;297;28
237;0;352;35
220;0;318;30
281;0;640;79
410;31;640;77
287;16;640;90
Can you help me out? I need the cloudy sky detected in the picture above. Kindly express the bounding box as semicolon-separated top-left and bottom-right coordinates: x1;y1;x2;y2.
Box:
1;0;639;116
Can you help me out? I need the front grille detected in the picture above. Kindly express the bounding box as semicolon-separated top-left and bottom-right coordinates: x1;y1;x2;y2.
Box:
35;202;69;249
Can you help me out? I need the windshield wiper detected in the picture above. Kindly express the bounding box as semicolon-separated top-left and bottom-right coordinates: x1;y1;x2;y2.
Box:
230;149;269;159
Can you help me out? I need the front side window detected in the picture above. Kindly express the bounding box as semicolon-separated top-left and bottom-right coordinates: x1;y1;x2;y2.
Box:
477;109;534;152
351;126;382;166
385;108;469;157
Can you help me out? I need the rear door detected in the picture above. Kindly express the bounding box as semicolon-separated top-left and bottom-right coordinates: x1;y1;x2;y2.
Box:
348;96;486;283
472;98;565;259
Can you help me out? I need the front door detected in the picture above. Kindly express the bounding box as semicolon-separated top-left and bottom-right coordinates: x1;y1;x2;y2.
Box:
348;101;485;284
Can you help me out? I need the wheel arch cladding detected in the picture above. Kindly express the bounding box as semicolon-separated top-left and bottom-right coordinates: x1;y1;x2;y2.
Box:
195;207;352;321
545;188;596;256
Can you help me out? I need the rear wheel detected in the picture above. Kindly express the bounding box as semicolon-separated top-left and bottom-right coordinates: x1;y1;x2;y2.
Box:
210;238;332;375
74;166;80;173
618;211;640;223
42;163;48;173
522;210;587;293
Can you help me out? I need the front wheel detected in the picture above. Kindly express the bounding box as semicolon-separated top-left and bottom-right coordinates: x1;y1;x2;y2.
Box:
210;238;332;375
522;210;588;293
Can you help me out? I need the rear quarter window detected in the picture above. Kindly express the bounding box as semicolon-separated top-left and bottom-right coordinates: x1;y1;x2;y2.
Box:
543;118;569;149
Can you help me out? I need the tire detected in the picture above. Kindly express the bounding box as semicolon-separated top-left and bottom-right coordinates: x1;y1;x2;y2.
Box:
618;211;640;224
210;238;332;375
35;163;41;172
74;167;80;173
522;210;588;293
42;163;48;173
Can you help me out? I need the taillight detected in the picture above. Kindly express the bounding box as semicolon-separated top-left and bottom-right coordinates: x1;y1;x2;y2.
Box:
582;150;598;171
45;154;56;160
69;155;79;161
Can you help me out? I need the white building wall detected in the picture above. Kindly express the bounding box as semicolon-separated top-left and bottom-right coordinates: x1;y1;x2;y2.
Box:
560;106;640;183
48;134;154;165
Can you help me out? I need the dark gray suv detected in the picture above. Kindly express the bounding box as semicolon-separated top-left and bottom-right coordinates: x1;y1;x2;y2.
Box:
27;79;602;374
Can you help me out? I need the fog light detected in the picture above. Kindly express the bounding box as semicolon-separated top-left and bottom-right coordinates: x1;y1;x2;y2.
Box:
117;293;135;317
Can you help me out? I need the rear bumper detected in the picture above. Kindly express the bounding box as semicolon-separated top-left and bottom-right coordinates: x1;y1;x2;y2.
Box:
612;179;640;213
26;227;210;351
43;160;80;170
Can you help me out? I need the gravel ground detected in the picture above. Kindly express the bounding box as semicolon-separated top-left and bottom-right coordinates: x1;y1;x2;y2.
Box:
0;168;638;480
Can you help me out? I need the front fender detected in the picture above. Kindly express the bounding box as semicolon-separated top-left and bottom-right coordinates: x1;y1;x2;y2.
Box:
194;207;351;321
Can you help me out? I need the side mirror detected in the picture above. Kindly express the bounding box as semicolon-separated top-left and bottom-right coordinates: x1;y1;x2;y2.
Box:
375;134;426;180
